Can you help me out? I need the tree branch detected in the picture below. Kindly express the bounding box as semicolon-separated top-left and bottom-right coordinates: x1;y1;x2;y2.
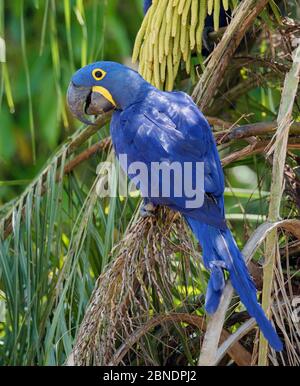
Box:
216;121;300;142
63;137;111;175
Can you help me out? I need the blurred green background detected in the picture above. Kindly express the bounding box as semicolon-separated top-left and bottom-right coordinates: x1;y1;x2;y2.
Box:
0;0;143;204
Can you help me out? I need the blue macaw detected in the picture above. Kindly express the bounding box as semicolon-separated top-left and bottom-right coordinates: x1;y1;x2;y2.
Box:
67;61;283;351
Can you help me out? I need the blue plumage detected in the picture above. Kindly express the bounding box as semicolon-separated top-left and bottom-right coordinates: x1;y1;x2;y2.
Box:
69;61;283;351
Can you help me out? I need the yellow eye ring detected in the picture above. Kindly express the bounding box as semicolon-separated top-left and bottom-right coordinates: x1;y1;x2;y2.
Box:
92;68;106;81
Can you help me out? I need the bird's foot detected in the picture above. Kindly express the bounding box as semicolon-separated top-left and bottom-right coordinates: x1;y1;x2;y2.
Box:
140;202;157;218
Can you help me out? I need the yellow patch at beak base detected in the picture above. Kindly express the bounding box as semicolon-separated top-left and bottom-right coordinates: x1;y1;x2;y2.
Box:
92;86;116;107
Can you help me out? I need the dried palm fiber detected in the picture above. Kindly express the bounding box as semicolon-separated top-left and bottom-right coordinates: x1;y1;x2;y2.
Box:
70;208;206;365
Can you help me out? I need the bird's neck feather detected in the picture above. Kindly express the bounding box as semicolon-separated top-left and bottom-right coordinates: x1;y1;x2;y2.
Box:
110;71;153;110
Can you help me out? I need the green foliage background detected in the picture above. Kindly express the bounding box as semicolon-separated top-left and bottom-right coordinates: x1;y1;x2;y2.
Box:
0;0;142;203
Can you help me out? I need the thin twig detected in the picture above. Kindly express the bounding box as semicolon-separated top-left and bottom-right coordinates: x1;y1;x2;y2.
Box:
221;140;300;166
63;137;111;175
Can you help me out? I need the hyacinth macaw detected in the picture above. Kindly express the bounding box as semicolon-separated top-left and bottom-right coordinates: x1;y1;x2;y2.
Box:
67;61;283;351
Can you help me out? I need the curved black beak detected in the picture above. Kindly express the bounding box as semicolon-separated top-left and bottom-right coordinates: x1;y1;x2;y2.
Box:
67;82;116;125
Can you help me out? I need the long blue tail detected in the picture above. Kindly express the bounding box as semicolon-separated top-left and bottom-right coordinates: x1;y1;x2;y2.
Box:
185;216;283;351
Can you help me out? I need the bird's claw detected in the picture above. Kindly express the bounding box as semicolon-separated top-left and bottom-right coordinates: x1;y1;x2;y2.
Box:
140;202;157;218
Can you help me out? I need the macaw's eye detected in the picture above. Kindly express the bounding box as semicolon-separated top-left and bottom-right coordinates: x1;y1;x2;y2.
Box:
92;68;106;81
94;70;103;78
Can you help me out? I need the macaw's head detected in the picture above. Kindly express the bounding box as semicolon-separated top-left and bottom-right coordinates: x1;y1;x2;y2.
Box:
67;61;148;125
